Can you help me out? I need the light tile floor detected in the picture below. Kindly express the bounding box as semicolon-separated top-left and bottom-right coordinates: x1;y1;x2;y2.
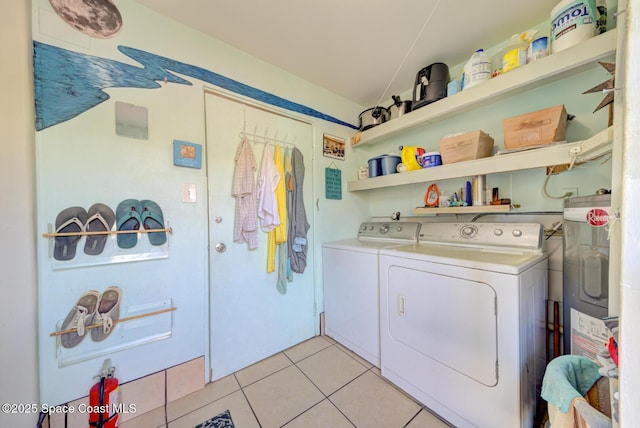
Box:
121;335;453;428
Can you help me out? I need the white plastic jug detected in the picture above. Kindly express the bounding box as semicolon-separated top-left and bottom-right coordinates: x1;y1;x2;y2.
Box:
463;49;492;90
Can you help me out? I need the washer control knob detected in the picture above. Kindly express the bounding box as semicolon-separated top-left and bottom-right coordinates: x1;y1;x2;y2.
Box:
396;226;403;232
461;225;478;238
368;226;374;231
512;229;523;237
379;224;390;234
361;224;367;231
494;229;503;236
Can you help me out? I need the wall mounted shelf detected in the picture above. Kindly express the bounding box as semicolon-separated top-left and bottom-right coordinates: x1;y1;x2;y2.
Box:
352;29;617;147
348;127;613;192
413;205;511;215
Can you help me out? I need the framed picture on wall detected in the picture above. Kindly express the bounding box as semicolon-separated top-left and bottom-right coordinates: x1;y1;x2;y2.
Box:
322;134;345;160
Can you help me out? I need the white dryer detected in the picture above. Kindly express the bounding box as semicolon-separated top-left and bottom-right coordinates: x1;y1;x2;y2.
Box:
379;222;548;428
322;222;421;366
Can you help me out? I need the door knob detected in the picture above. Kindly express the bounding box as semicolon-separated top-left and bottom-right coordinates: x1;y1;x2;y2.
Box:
215;243;227;253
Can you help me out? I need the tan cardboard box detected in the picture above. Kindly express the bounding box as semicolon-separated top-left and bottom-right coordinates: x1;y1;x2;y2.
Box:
502;105;568;150
438;130;494;164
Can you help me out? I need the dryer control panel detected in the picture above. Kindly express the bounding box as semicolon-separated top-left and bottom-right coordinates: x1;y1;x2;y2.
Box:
358;222;421;242
419;222;543;252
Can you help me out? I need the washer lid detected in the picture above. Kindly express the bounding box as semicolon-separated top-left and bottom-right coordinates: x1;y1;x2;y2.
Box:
322;238;409;252
381;244;547;274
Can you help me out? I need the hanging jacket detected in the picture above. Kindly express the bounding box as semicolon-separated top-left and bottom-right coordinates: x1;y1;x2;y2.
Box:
232;137;258;249
287;147;310;274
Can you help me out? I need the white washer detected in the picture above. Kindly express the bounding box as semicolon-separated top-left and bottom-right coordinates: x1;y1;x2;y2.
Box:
379;222;548;428
322;222;421;366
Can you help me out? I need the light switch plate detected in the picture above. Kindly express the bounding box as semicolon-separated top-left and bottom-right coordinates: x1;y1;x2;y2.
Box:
182;184;197;203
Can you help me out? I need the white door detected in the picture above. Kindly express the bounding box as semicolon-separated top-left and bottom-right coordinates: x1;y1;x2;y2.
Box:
204;90;316;380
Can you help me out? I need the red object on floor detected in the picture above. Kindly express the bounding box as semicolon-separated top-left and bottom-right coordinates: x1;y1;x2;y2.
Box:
88;375;119;428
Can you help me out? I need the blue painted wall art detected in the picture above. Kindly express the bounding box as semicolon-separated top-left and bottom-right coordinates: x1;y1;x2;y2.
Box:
33;41;358;131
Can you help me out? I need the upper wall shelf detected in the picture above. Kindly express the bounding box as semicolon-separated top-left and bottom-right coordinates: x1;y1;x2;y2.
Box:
347;127;613;192
352;29;617;147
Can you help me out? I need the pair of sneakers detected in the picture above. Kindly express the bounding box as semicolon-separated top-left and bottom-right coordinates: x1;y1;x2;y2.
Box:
60;286;122;348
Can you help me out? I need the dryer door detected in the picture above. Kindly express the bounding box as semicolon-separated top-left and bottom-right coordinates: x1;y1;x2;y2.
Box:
386;263;498;386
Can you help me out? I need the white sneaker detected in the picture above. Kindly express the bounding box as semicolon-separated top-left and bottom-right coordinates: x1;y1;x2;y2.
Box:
60;290;101;348
91;286;122;342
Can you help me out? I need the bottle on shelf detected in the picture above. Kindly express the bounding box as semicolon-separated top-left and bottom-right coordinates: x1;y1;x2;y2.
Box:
463;49;492;90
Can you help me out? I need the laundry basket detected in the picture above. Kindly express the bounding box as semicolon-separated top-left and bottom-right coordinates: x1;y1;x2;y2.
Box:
541;355;612;428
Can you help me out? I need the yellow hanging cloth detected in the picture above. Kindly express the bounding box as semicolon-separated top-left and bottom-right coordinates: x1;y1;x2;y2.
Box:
267;145;287;273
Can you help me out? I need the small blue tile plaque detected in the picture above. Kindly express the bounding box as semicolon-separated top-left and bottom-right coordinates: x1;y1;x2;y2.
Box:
173;140;202;169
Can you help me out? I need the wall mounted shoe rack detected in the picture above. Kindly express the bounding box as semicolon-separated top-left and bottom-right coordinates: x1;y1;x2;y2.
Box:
348;29;617;208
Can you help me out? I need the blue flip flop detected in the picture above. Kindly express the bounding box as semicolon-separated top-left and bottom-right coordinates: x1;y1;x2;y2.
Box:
140;200;167;246
54;206;88;261
115;199;142;249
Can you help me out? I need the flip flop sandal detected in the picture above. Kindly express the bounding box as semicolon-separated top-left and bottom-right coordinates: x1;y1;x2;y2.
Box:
91;286;122;342
140;200;167;246
116;199;142;249
53;207;88;261
60;290;101;348
84;203;116;256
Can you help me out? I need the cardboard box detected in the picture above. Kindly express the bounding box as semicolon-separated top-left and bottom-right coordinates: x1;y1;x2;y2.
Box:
502;105;568;150
438;130;494;164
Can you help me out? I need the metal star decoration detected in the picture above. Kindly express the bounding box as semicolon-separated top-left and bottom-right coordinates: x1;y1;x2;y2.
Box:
583;62;616;114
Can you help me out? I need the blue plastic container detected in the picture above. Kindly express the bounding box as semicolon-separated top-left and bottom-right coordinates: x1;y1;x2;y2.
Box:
420;152;442;168
380;155;401;175
368;156;382;178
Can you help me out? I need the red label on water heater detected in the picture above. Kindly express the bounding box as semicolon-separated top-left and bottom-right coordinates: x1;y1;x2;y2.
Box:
586;208;610;227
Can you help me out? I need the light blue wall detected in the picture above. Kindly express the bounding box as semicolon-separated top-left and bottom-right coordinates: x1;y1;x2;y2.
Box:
32;0;365;405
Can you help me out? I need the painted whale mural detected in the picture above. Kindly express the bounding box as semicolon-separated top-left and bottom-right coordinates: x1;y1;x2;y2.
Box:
33;41;358;131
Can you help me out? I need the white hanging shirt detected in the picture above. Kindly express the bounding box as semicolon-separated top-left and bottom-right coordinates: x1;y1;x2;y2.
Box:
257;143;281;232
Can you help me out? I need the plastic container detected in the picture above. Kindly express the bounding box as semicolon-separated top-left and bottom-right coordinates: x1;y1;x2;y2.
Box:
463;49;492;90
528;36;549;63
502;33;529;73
368;156;381;178
419;152;442;168
380;155;401;175
550;0;598;54
399;146;425;171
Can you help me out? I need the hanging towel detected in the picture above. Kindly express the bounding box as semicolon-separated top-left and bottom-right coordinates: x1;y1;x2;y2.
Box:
232;137;258;249
276;241;288;294
257;143;280;233
267;145;287;274
287;147;310;274
541;355;602;413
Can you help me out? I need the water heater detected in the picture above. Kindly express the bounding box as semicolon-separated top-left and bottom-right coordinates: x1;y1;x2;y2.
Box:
562;193;611;355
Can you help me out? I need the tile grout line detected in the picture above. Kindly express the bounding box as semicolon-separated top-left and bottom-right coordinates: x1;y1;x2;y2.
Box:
270;362;326;427
402;408;424;428
235;372;263;428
